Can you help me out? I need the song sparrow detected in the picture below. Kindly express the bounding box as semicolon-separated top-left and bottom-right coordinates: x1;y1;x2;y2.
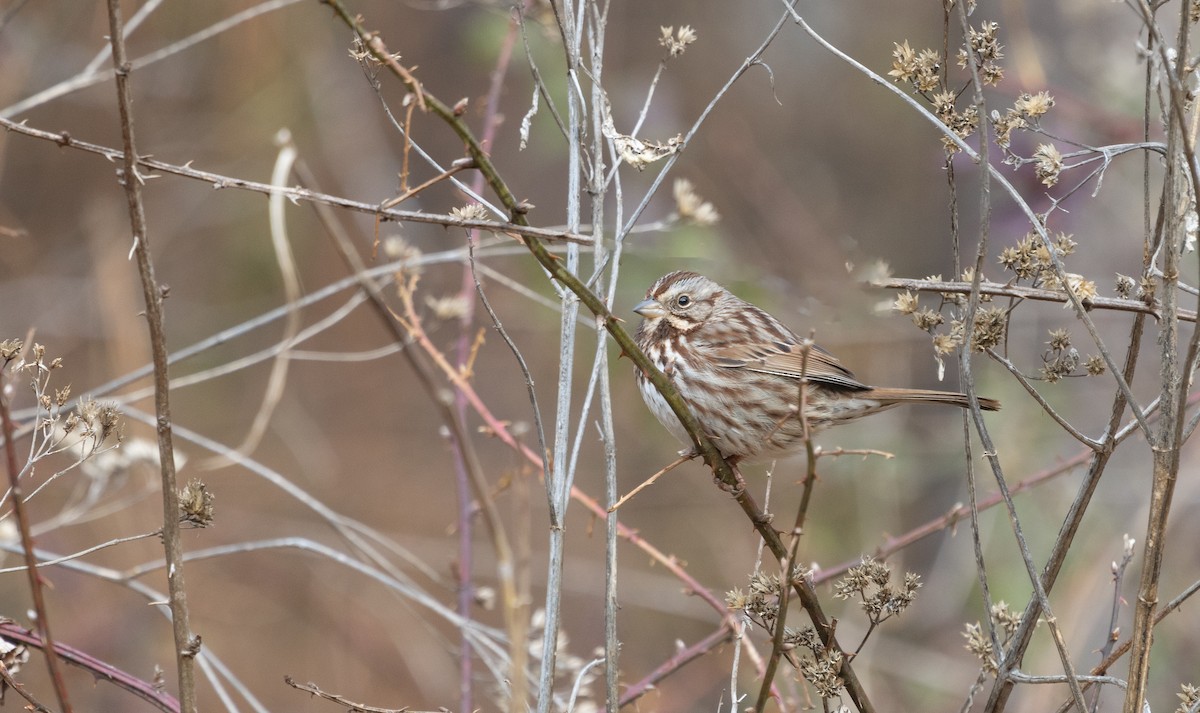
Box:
633;271;1000;463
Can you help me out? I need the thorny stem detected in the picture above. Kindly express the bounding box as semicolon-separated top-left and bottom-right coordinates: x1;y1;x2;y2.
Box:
104;1;196;710
0;359;73;713
873;276;1198;323
0;117;590;245
1122;4;1195;712
617;626;736;707
0;619;180;713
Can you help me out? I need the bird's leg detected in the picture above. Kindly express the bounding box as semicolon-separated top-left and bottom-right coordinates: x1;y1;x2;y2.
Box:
714;459;748;497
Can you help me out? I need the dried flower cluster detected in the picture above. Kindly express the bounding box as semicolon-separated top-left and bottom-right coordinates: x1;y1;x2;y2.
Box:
962;600;1023;673
4;343;125;456
726;566;850;700
958;21;1005;86
970;306;1008;352
1032;143;1064;186
832;557;921;625
0;339;22;363
725;565;811;633
1039;329;1104;382
728;559;920;703
179;479;215;528
450;202;490;223
1114;273;1137;299
0;343;136;540
998;231;1075;282
672;178;720;226
889;40;942;93
897;273;998;360
889;18;1060;190
1114;272;1156;304
1176;683;1200;713
799;646;845;699
993;91;1055;148
659;25;697;58
999;230;1102;308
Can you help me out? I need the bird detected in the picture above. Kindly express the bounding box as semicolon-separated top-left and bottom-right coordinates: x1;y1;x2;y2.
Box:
632;270;999;464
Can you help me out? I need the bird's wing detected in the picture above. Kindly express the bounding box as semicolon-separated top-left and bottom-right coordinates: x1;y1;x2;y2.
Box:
712;340;870;391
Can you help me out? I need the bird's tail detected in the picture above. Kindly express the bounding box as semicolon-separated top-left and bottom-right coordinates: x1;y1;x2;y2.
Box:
863;387;1001;412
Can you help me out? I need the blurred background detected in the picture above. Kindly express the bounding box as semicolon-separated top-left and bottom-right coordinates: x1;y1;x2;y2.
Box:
1;0;1197;711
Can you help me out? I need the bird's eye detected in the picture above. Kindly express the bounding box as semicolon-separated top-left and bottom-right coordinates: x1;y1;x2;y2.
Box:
676;294;691;307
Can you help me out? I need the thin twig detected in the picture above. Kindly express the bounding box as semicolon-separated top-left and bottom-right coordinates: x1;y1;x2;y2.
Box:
1008;672;1125;688
617;625;736;707
1092;536;1136;713
608;453;692;511
1;0;303;119
379;159;475;210
284;675;439;713
104;3;197;709
0;662;52;713
0;530;162;574
873;277;1197;323
985;349;1103;450
0;118;592;245
0;357;73;711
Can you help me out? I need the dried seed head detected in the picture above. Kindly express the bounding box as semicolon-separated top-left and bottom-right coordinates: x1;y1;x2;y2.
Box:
892;291;919;315
799;647;845;698
1176;683;1200;713
179;479;215;528
963;621;998;672
1048;328;1072;351
1033;143;1064;186
450;203;490;223
971;307;1008;351
425;294;470;321
888;41;942;93
1014;90;1055;119
0;339;22;362
673;179;720;226
912;308;945;332
659;25;697;58
1114;274;1136;299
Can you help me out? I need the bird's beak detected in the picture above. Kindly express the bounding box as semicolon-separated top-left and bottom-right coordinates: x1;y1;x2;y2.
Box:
633;298;666;319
